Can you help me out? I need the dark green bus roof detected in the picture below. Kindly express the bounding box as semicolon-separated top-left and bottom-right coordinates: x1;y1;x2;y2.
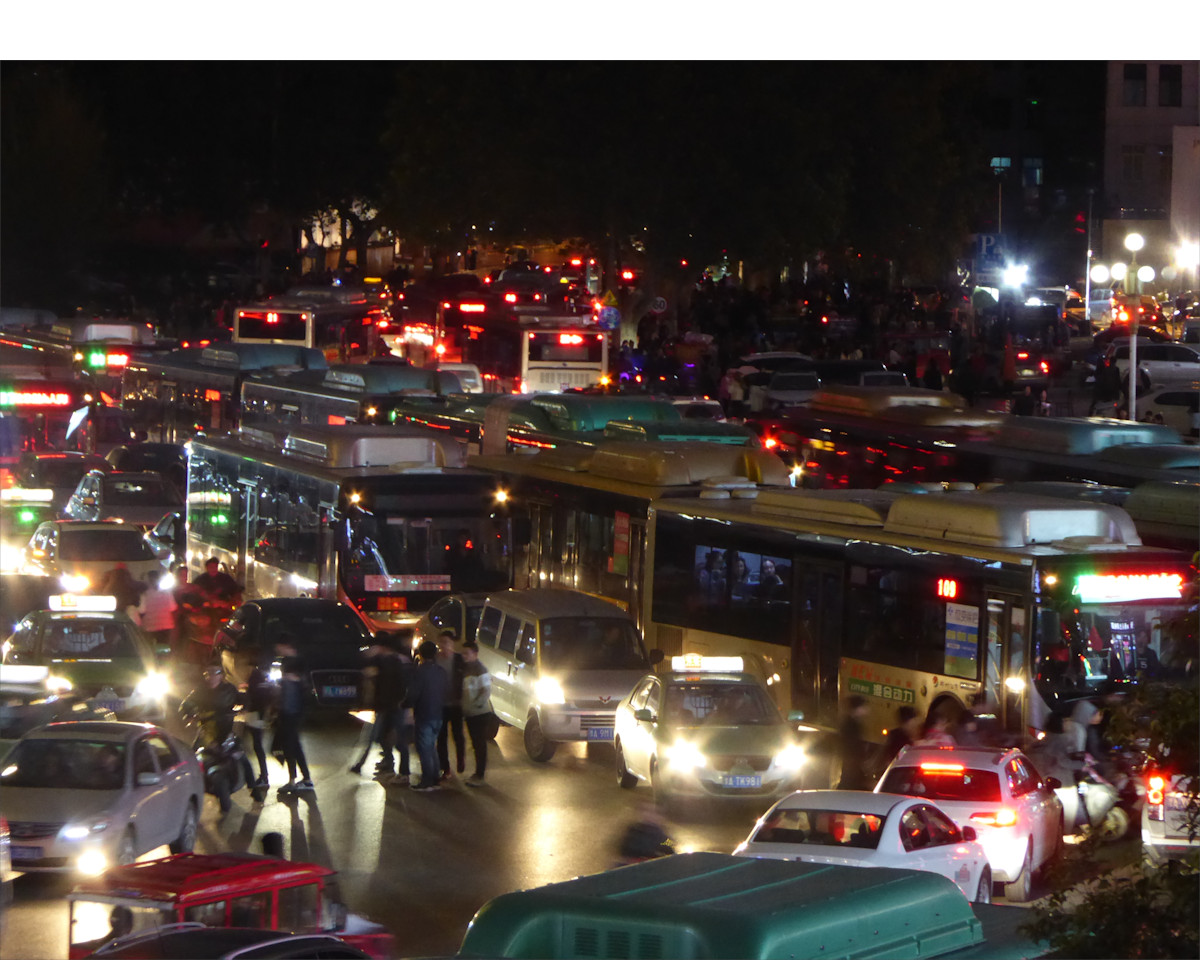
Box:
458;852;1045;960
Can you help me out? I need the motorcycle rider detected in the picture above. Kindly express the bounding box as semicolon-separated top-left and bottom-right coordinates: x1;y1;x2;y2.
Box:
181;665;259;811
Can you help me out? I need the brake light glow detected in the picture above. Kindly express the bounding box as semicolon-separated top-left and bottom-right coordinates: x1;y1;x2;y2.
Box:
1017;351;1029;360
459;303;486;313
504;293;517;303
920;762;964;773
764;437;778;449
971;808;1018;827
1147;775;1165;806
621;269;635;281
559;333;583;345
570;258;582;266
1039;361;1049;373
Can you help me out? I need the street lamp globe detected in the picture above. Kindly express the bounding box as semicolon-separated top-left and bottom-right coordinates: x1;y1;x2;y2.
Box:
1090;264;1111;284
1137;265;1155;284
1111;262;1128;282
1124;233;1145;254
1177;242;1200;270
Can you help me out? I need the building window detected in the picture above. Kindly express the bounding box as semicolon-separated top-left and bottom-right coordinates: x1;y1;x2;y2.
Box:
1022;158;1044;187
1122;144;1145;183
1159;64;1183;107
1159;144;1173;183
1123;63;1147;107
990;157;1012;173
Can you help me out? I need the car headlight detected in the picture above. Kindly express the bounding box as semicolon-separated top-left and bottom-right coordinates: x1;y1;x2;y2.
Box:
63;818;111;840
664;739;707;771
46;674;74;694
76;848;109;876
533;677;566;705
774;744;807;772
60;573;90;593
136;671;169;700
268;661;282;683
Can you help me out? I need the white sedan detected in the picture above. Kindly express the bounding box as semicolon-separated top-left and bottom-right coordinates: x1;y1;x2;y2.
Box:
0;720;203;876
734;789;993;903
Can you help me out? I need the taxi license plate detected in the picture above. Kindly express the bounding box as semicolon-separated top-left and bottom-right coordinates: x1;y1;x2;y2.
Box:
11;845;41;860
322;685;357;699
96;699;125;713
586;728;614;741
721;775;762;789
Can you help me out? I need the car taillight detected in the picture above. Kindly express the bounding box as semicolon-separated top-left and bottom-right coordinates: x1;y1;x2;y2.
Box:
1147;775;1165;807
971;809;1017;827
504;293;517;303
1040;361;1049;373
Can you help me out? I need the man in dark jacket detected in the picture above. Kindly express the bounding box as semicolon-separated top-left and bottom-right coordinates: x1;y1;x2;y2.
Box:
350;632;414;783
836;695;873;790
405;639;449;791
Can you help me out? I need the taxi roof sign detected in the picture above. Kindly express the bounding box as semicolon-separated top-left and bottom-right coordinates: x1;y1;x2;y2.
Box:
671;654;744;673
49;594;118;613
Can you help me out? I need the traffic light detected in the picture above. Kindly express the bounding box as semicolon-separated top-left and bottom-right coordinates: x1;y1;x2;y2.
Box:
1073;212;1086;235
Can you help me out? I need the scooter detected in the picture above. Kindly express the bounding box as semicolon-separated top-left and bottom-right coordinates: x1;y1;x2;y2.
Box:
1053;753;1128;843
194;733;266;812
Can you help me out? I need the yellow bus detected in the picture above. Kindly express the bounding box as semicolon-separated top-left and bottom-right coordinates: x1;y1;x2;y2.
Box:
642;486;1192;754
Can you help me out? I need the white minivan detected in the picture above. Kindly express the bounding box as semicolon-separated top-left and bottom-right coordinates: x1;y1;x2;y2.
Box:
471;589;658;761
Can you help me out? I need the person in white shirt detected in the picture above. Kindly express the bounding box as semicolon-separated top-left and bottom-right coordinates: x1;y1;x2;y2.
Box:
138;568;179;650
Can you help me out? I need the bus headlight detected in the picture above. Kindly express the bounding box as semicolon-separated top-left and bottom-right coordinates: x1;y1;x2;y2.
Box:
534;677;565;705
46;674;74;694
664;740;706;771
136;672;169;700
61;573;90;593
774;744;807;772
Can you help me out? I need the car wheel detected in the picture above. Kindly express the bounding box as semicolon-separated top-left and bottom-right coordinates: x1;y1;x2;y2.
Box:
1098;806;1130;843
974;866;992;905
169;800;198;854
522;713;557;763
116;829;137;866
1003;843;1033;902
615;741;638;789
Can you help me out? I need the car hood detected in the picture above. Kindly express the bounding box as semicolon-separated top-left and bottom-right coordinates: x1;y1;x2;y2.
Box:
0;786;123;824
558;668;650;706
667;724;795;755
57;559;163;583
48;657;151;693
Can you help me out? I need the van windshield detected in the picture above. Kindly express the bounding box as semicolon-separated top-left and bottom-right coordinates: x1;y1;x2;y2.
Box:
540;618;648;671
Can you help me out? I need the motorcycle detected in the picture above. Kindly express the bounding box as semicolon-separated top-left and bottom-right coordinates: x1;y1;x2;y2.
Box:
194;732;266;812
1053;753;1129;843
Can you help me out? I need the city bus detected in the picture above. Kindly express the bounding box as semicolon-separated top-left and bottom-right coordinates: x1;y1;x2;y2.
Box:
120;343;328;443
239;363;465;432
395;312;607;395
185;424;513;630
753;386;1198;490
469;441;792;626
392;392;759;456
233;289;391;362
641;486;1193;760
0;369;132;466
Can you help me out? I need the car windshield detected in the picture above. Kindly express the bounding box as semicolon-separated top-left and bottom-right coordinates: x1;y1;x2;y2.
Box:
19;460;96;489
1;738;126;790
43;619;140;658
664;681;781;726
753;808;885;849
539;617;648;671
102;477;181;506
879;765;1001;803
59;528;156;561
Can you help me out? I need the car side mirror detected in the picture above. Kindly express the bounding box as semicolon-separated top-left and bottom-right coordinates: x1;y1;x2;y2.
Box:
961;825;977;842
1046;777;1062;791
136;772;162;787
787;710;805;722
634;707;654;723
648;649;664;666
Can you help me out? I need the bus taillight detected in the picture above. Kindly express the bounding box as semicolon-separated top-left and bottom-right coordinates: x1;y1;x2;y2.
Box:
559;334;583;345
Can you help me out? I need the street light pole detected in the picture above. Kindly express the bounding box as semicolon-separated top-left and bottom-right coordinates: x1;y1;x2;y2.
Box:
1125;233;1145;420
1083;189;1093;329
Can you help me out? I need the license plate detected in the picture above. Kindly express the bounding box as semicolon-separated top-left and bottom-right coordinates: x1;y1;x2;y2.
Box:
586;727;614;741
721;775;762;789
321;685;357;699
11;845;41;860
95;700;125;713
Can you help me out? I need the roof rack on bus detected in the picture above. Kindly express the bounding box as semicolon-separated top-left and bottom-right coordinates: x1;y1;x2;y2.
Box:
991;416;1180;455
807;385;1007;430
322;364;461;395
199;343;328;371
585;441;792;488
278;424;466;469
748;487;1143;548
602;419;758;445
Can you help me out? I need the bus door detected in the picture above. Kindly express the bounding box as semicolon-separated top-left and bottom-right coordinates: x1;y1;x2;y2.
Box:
984;592;1028;737
791;562;843;729
318;504;337;598
237;479;258;595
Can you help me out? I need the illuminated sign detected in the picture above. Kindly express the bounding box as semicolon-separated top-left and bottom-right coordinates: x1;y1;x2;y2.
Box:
204;389;222;402
937;578;959;599
459;303;486;313
0;390;72;407
1074;572;1184;603
559;333;583;345
88;352;129;368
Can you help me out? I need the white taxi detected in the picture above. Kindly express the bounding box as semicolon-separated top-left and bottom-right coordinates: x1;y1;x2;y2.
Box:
734;789;993;903
876;744;1063;902
21;520;166;594
613;655;809;807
